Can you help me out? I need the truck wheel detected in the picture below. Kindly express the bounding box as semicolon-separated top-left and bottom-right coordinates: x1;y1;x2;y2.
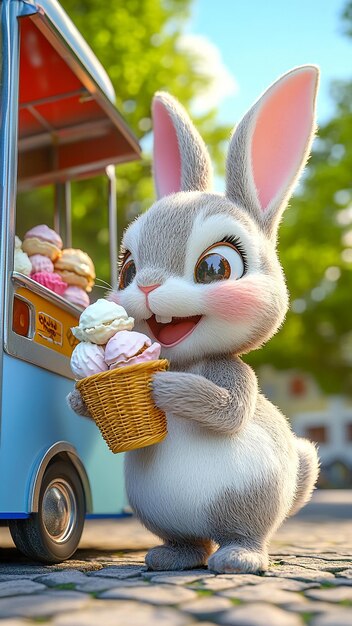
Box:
9;459;86;563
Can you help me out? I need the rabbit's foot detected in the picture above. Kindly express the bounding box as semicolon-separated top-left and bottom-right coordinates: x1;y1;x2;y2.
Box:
145;541;212;571
208;544;268;574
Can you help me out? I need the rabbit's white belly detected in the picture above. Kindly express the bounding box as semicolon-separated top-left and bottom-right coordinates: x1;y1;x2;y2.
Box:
125;414;296;538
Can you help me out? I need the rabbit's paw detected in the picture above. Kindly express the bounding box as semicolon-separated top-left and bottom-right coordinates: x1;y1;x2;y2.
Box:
145;542;211;571
67;389;92;419
151;371;185;412
208;545;268;574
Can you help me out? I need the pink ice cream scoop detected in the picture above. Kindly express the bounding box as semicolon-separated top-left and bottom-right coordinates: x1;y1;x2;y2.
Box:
71;342;108;379
31;271;67;295
64;286;90;309
24;224;63;249
30;254;54;273
105;330;161;369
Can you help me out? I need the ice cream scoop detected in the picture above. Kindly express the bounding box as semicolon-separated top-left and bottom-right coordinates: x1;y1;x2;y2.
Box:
105;330;161;369
72;299;134;344
64;286;90;309
24;224;63;249
71;342;108;379
30;254;54;274
54;248;95;292
23;225;63;261
14;248;32;276
31;271;67;295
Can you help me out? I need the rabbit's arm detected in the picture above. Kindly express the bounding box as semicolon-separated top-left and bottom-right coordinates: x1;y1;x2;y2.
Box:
67;389;92;419
152;361;257;435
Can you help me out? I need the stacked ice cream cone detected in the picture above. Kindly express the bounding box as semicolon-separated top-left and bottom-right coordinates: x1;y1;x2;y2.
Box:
71;299;168;453
18;225;95;309
23;225;67;295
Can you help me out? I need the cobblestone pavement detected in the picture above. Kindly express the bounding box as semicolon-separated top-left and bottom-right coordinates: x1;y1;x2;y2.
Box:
0;490;351;625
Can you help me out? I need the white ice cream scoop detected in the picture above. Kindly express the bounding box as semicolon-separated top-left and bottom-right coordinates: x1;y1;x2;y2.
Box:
72;298;134;344
105;330;161;369
70;341;108;379
14;248;32;276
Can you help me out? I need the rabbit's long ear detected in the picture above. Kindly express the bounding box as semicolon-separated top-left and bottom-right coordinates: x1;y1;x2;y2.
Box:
152;92;213;199
226;66;319;240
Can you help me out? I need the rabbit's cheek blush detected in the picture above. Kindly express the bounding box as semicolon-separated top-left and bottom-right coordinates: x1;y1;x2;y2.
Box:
206;282;263;322
147;314;202;346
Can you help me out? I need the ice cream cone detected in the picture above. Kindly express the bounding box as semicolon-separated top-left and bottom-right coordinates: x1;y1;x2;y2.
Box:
76;359;168;453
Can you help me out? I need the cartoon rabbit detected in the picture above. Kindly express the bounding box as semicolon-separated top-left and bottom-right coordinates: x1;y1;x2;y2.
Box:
69;66;320;574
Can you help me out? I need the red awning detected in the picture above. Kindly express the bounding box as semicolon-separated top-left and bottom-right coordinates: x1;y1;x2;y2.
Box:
17;12;140;190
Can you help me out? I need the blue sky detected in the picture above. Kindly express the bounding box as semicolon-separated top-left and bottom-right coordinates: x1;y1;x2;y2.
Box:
186;0;351;126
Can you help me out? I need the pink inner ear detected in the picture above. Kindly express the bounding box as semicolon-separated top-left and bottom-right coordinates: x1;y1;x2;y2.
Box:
252;69;316;211
153;99;182;198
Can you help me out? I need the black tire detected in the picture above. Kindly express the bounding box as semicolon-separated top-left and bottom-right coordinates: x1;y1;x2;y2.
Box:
9;459;86;563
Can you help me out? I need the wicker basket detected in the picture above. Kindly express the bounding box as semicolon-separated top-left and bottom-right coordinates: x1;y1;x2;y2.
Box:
76;359;169;453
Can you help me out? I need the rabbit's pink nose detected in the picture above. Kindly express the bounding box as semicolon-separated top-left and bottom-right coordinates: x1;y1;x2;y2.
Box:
139;284;160;294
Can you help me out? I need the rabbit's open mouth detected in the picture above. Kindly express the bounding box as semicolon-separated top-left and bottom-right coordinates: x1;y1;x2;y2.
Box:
146;314;202;346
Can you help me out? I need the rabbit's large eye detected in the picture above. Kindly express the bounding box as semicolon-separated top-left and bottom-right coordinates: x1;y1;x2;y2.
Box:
195;243;245;284
119;254;136;290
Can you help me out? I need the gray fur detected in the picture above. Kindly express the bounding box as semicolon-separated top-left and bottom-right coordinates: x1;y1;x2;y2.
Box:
205;474;283;573
206;479;282;548
153;92;213;195
145;540;213;571
226;107;263;230
66;389;91;418
152;356;257;435
208;545;269;574
135;199;198;277
289;438;320;516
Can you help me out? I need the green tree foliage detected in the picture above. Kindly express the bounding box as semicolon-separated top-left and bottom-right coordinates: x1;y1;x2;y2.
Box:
247;11;352;395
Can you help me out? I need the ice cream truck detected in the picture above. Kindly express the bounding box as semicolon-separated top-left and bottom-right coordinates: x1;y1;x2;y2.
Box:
0;0;140;561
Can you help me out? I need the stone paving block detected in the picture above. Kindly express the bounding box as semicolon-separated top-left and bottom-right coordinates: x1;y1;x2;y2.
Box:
311;608;352;626
265;565;335;582
0;579;46;598
149;574;214;586
87;565;144;579
219;585;306;605
192;623;221;626
243;577;320;592
0;574;39;581
299;554;352;562
76;578;150;593
100;583;198;605
216;602;303;626
305;586;352;602
181;595;233;619
0;565;56;577
142;568;211;580
0;562;102;577
188;574;264;591
321;577;352;587
85;555;145;567
283;600;343;614
337;569;352;578
52;600;190;626
0;590;90;618
35;570;89;587
279;557;352;573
